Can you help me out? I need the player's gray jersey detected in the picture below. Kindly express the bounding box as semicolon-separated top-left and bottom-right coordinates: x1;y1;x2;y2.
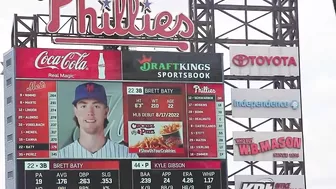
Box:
58;139;138;159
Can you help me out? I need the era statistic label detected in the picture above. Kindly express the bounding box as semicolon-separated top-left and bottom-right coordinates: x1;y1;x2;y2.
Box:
123;83;225;159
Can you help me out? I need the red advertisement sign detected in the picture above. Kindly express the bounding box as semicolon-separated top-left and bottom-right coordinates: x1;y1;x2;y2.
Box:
123;83;225;158
46;0;194;51
233;132;303;161
15;48;121;80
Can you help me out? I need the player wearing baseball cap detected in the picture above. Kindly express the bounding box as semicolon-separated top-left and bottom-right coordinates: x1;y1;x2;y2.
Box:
58;82;138;159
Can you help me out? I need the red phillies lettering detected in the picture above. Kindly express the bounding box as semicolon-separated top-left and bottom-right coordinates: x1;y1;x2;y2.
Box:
47;0;194;39
34;51;89;70
46;0;72;33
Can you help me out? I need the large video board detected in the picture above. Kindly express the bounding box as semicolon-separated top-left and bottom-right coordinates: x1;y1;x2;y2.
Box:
14;48;227;189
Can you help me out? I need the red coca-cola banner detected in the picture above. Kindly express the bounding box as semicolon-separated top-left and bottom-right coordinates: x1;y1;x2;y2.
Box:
15;48;122;80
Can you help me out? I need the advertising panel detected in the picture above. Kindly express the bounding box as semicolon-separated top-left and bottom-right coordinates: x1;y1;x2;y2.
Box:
234;175;305;189
15;48;121;80
122;51;223;82
14;48;227;189
233;132;303;161
229;46;299;76
231;89;301;118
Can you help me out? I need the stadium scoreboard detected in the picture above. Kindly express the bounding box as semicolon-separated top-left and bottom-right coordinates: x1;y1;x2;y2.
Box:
11;48;227;189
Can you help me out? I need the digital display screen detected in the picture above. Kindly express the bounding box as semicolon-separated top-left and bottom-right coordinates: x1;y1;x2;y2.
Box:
14;48;227;188
17;159;225;189
16;81;225;159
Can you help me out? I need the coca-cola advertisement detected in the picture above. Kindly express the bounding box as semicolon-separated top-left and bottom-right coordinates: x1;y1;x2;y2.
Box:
15;48;121;80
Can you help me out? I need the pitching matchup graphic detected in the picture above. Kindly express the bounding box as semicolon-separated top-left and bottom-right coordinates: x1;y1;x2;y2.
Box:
46;0;195;51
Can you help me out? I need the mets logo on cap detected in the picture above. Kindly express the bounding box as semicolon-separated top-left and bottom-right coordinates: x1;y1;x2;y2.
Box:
72;82;108;106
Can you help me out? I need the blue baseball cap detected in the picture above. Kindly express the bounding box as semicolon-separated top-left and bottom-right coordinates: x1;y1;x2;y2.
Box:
72;82;107;106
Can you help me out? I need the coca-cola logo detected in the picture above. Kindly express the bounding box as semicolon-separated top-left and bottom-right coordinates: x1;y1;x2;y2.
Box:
34;51;89;70
232;54;297;67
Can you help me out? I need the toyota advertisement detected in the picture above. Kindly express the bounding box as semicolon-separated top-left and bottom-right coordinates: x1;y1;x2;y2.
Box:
233;132;303;161
235;175;305;189
231;89;301;118
229;46;299;76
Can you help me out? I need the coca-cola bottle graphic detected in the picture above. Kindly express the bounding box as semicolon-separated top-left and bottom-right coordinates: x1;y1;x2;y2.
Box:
98;52;106;79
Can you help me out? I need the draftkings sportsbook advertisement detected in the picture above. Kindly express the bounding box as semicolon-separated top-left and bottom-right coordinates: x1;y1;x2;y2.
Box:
13;48;227;189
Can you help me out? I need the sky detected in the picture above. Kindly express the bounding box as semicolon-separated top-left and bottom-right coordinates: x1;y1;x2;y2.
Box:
0;0;336;188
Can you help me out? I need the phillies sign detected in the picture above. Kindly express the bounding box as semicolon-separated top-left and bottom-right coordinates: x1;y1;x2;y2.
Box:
229;46;300;76
46;0;194;51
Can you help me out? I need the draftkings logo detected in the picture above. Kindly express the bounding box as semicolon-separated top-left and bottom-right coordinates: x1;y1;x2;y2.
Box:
137;54;211;79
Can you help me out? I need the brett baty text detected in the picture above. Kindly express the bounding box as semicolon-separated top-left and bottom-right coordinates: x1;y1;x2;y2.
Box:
52;162;84;169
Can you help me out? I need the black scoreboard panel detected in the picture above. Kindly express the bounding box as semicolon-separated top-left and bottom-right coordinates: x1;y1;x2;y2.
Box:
17;159;227;189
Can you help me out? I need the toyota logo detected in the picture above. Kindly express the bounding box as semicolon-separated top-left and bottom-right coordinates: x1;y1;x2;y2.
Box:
232;54;249;67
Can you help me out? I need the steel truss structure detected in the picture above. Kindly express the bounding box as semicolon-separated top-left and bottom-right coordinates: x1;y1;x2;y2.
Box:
11;0;305;188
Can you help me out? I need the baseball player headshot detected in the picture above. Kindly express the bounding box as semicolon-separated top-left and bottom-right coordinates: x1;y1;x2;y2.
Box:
58;82;138;159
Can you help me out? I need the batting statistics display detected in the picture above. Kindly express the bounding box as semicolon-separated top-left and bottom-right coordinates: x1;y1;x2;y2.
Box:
13;48;227;188
17;160;224;189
